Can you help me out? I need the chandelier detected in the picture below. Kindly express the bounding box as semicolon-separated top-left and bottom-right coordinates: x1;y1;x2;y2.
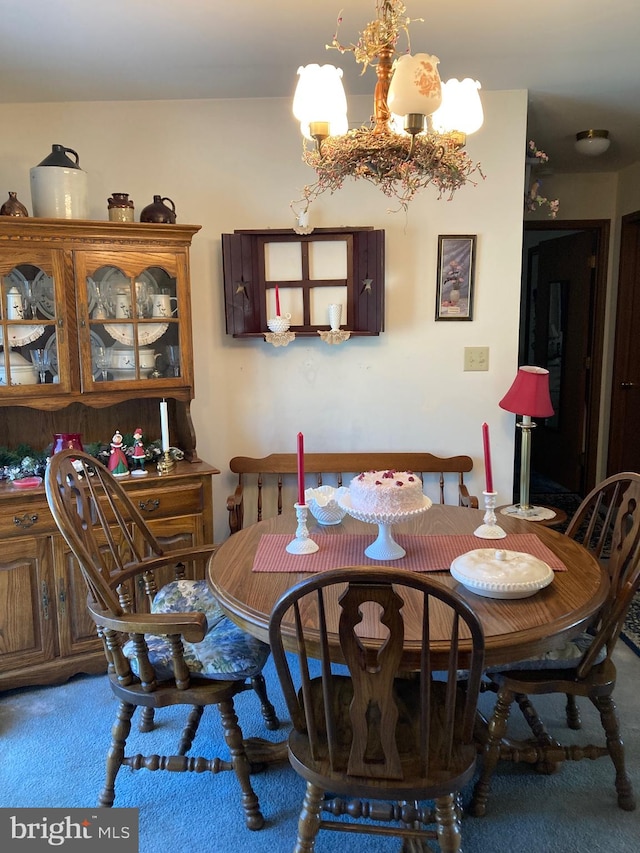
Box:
293;1;484;211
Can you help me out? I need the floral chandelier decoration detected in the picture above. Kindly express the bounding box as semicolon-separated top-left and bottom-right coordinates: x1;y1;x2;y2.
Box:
292;1;484;212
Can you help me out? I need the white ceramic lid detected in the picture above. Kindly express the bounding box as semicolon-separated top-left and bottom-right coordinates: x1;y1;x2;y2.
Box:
450;548;554;599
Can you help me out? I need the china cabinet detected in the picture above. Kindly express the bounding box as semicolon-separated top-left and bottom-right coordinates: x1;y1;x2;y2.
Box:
0;218;219;690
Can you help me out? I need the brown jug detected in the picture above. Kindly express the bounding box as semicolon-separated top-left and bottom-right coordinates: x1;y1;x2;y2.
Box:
108;192;135;222
0;191;29;217
140;195;177;224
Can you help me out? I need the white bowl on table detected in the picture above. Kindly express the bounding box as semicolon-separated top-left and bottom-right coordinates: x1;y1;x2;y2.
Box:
305;485;349;525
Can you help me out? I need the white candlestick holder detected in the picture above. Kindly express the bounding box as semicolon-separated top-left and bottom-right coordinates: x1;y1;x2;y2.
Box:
474;491;507;539
286;503;319;554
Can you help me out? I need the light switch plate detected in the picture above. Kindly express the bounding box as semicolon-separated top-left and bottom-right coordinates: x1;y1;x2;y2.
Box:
464;346;489;371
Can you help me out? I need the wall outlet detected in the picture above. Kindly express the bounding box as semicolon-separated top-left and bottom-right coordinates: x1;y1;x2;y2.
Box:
464;346;489;371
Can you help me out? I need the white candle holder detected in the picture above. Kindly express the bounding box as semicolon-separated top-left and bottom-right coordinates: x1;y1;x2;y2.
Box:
474;491;507;539
286;503;319;554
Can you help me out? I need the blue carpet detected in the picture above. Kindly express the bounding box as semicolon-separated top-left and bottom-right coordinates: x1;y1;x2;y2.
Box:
1;646;639;853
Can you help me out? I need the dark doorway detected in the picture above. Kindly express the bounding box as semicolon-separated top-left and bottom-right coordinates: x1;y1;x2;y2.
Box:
520;220;609;498
607;209;640;475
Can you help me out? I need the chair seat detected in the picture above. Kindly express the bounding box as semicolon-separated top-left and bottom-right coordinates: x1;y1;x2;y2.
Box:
487;657;617;695
485;631;606;674
123;579;270;681
288;675;477;800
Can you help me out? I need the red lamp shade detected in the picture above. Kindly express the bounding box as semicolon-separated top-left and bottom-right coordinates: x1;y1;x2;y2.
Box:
499;366;554;417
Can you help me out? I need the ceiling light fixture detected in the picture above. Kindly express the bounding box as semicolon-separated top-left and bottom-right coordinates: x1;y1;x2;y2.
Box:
292;1;484;212
575;129;610;157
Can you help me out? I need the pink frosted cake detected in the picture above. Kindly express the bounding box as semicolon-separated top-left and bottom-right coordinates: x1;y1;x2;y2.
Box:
349;470;425;514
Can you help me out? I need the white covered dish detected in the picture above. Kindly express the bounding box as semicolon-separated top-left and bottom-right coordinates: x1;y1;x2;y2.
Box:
450;548;554;599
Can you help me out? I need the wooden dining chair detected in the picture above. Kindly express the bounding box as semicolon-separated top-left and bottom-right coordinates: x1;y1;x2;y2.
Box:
471;472;640;817
268;566;485;853
45;449;278;828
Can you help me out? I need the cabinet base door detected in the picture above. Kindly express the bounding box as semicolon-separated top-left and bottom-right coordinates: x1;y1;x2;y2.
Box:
0;537;56;672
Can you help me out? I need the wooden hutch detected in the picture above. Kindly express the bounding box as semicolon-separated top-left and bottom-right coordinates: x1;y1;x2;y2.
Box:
0;218;218;690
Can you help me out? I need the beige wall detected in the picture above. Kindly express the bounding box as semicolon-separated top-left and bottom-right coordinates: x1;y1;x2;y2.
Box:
0;91;530;541
617;161;640;216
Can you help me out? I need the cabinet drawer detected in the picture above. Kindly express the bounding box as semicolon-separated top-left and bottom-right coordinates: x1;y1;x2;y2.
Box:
0;498;58;539
127;483;204;520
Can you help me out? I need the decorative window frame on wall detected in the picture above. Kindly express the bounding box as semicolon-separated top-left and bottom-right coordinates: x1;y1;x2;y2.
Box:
222;227;384;338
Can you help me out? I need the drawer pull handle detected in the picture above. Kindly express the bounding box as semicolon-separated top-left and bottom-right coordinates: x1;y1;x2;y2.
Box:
14;513;39;529
139;499;160;512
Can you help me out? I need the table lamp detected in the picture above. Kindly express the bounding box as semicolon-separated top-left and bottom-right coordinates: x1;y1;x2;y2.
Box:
499;365;554;518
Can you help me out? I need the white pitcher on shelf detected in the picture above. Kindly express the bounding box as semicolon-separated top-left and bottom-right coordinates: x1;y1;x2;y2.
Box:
6;286;25;320
114;289;132;319
152;292;178;318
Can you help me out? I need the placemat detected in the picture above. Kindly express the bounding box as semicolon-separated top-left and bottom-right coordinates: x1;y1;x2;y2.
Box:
252;533;566;573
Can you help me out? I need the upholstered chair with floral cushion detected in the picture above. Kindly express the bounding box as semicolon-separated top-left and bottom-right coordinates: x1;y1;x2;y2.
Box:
45;449;278;828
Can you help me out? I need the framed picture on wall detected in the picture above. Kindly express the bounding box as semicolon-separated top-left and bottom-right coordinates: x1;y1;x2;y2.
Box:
435;235;476;320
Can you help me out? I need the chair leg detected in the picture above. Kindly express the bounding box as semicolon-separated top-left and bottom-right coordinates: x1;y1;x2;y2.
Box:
217;697;265;830
565;694;582;730
250;673;279;730
294;782;324;853
435;793;462;853
99;700;135;807
177;705;204;755
592;694;636;811
514;692;562;774
470;688;514;817
139;706;155;733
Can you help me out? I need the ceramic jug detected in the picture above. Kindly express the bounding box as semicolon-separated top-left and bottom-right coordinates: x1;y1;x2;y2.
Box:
108;192;135;222
140;195;177;224
0;191;29;217
30;144;88;220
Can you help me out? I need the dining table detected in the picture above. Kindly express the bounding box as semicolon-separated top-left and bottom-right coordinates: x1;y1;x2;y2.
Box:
207;504;609;671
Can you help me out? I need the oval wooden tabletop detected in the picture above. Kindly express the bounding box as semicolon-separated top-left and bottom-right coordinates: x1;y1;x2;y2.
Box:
208;505;608;669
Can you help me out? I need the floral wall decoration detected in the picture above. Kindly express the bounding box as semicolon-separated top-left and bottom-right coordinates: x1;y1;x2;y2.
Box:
525;140;559;218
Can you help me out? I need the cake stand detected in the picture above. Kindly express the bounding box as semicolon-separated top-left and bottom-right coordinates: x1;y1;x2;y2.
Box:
338;493;432;560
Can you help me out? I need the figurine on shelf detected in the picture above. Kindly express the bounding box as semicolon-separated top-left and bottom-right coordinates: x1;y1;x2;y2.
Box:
108;430;129;478
130;427;148;477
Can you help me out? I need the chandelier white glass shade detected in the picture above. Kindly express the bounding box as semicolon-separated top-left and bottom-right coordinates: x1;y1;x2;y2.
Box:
292;1;484;211
431;78;484;141
293;64;349;141
386;52;443;138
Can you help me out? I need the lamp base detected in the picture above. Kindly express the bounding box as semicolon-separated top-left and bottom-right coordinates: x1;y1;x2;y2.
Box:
500;504;557;522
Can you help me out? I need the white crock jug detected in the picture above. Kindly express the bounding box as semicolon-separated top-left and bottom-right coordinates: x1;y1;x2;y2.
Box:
30;144;88;219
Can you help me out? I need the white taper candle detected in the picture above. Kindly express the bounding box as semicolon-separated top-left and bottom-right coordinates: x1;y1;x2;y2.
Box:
160;399;170;452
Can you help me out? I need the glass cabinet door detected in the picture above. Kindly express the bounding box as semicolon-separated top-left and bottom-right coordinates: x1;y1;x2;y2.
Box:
76;253;183;389
0;260;65;393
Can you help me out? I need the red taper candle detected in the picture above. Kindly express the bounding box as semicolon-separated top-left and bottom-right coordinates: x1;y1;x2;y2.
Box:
482;422;494;493
297;432;305;505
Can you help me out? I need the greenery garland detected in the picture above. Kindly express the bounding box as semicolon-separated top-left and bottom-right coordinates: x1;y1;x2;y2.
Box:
0;436;166;481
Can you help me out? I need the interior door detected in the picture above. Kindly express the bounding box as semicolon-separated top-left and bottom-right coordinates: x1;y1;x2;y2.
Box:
527;230;596;493
607;211;640;474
